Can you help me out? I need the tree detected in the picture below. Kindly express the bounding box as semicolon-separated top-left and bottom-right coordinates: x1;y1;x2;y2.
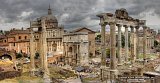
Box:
16;53;22;58
116;33;130;48
95;34;101;41
106;48;110;58
35;52;39;59
154;40;159;47
0;30;3;35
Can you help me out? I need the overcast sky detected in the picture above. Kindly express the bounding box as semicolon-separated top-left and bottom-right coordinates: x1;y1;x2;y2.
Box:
0;0;160;31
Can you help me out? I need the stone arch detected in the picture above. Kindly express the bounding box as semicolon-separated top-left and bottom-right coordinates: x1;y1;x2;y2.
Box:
69;47;72;52
0;50;16;61
0;54;12;60
52;42;57;51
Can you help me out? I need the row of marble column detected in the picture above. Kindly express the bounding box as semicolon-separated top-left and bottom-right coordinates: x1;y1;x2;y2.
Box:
100;22;147;80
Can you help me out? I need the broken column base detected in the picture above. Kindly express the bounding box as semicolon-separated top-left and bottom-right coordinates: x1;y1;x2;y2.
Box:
110;69;118;80
100;66;110;82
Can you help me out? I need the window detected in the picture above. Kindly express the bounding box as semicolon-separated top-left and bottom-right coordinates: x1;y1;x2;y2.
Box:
25;36;27;39
12;43;15;46
19;36;21;39
89;41;91;46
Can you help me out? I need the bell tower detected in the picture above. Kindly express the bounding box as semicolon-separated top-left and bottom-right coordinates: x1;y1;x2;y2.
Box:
48;4;52;15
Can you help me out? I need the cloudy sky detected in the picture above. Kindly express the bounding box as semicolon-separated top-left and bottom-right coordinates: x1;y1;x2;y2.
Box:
0;0;160;31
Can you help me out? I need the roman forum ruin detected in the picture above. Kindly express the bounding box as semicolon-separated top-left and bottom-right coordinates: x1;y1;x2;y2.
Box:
0;4;160;82
97;8;149;81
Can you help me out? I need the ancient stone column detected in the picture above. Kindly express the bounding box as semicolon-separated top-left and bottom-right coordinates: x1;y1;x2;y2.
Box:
143;26;147;64
76;44;80;66
124;25;129;62
130;26;135;64
100;23;106;81
117;24;122;65
29;28;35;76
110;22;117;79
101;23;106;67
39;31;44;69
135;26;140;59
41;20;51;82
64;43;66;65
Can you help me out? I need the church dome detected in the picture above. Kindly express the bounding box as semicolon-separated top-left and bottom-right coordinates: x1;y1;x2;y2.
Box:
45;14;58;23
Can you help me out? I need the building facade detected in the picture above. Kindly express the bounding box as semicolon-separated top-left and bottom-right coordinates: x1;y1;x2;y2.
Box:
63;32;89;66
30;6;64;57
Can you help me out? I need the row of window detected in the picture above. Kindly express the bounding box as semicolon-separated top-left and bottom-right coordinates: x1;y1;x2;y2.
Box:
18;36;27;40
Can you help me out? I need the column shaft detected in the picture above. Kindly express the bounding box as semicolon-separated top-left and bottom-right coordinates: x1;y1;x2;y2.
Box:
130;26;135;63
30;28;35;76
39;32;44;69
117;24;122;64
100;23;106;81
101;24;106;67
124;25;129;62
136;26;139;59
143;26;147;64
42;20;50;79
110;22;117;79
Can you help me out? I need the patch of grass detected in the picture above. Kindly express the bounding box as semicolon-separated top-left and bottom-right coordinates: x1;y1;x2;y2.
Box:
83;77;100;83
138;54;158;59
0;74;43;83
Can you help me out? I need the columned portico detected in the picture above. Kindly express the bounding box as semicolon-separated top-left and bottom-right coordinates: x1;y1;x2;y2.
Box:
97;8;148;82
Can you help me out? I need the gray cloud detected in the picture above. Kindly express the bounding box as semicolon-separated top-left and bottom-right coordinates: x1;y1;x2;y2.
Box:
0;0;160;30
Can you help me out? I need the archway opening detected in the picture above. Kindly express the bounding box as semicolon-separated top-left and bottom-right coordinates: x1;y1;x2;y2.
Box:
0;54;12;60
